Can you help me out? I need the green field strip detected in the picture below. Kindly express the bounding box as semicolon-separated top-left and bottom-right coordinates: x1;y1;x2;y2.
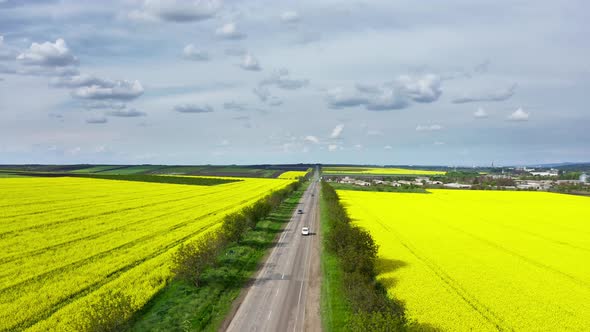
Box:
68;165;123;173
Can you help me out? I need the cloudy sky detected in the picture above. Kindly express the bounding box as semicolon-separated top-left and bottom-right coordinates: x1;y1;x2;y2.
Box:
0;0;588;166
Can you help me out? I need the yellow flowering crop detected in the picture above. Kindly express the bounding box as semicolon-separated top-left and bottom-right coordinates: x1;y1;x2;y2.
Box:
324;167;445;175
337;189;590;331
278;171;309;179
0;176;293;331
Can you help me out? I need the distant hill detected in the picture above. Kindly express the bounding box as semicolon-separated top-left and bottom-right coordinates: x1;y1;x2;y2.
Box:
526;162;590;171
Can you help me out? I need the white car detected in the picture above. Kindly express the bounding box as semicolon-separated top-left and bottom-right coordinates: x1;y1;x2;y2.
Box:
301;227;310;236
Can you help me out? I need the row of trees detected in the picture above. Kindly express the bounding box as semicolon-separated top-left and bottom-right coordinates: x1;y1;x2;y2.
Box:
322;182;408;331
172;178;303;287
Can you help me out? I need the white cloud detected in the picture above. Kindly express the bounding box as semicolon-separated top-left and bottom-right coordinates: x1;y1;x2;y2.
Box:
107;108;146;117
17;39;78;67
304;135;319;144
416;124;443;131
240;54;261;71
281;11;300;23
174;104;214;113
398;74;442;103
507;107;529;121
384;145;393;150
72;80;144;100
182;44;209;61
50;75;111;88
453;84;517;104
83;101;126;110
330;124;344;139
434;141;445;145
474;107;488;119
326;88;368;108
328;74;441;111
366;88;408;111
132;0;222;23
260;69;308;90
328;144;339;152
216;22;246;40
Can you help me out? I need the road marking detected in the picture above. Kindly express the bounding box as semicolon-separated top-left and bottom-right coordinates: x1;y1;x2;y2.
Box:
267;310;272;320
297;281;304;307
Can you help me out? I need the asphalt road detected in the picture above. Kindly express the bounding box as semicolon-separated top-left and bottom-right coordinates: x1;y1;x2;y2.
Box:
225;173;322;332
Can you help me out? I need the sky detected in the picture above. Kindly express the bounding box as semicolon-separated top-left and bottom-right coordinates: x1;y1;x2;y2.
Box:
0;0;588;166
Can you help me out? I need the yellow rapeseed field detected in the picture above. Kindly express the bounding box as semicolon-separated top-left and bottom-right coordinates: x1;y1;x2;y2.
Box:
337;189;590;331
323;167;445;175
278;171;309;179
0;176;293;331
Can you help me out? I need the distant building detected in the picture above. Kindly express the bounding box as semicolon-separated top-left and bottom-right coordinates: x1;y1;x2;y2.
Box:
529;169;559;177
443;183;472;189
516;180;553;190
580;173;588;183
556;179;581;184
339;176;354;184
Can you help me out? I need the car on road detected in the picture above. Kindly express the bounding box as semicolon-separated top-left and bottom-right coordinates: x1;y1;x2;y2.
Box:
301;227;309;236
297;209;303;214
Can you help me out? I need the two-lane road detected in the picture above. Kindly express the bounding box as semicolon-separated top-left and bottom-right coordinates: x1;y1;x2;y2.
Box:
224;173;322;332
